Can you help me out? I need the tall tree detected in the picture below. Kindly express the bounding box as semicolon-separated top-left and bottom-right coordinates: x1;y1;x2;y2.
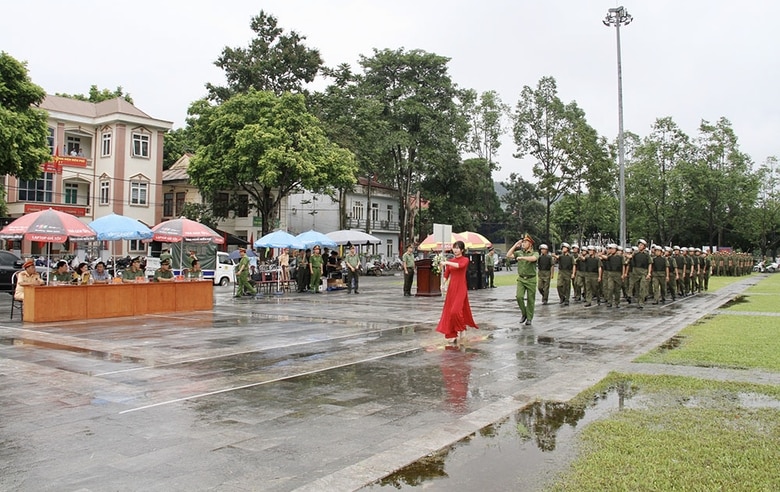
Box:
738;156;780;257
187;90;357;235
56;85;133;104
460;89;509;170
689;117;757;249
356;48;466;245
206;10;323;101
0;52;50;180
500;173;545;241
625;117;694;244
162;127;196;170
512;76;606;244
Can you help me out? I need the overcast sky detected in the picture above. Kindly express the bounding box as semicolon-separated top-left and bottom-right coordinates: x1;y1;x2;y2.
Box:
4;0;779;182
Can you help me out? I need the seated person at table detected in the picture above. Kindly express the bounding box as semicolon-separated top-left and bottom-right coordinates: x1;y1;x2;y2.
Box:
91;261;112;284
153;259;175;282
122;257;146;282
186;259;203;279
15;260;44;300
249;265;262;285
72;262;91;285
50;260;72;283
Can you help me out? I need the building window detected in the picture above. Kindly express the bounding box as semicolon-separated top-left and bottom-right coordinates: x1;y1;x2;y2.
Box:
18;173;54;202
64;183;79;205
352;201;364;221
99;180;110;205
101;131;112;157
386;205;394;223
128;240;145;252
371;203;379;222
236;194;249;218
47;127;55;155
175;192;186;217
163;192;174;217
214;192;229;217
386;239;394;258
132;133;150;158
130;181;148;206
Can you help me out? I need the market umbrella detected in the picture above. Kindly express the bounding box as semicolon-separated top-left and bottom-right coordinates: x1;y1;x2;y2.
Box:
0;208;97;285
417;232;466;252
456;231;492;250
151;217;225;273
254;230;306;250
295;229;337;249
0;208;96;243
89;213;153;241
325;229;382;246
150;217;225;244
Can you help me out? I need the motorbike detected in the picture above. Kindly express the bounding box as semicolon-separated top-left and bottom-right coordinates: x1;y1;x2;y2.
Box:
365;261;384;276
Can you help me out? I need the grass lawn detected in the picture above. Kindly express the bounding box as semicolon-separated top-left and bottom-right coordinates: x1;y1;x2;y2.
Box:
551;373;780;491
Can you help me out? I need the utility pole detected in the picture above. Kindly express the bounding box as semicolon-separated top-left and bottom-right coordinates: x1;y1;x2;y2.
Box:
603;6;632;249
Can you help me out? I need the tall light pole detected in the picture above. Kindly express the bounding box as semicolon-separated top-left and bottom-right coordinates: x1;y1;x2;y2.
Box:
603;6;632;249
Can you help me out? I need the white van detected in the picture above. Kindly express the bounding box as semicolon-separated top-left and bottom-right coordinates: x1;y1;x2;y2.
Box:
147;245;236;286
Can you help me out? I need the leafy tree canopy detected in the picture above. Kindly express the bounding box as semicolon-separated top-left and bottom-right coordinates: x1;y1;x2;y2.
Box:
187;89;357;235
0;51;50;180
162;127;196;170
55;84;133;103
206;10;323;101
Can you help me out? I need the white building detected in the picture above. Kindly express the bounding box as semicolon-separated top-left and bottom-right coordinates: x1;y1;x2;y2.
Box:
3;95;172;257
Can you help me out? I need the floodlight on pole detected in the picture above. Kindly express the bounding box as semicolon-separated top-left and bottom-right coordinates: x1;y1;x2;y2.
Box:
603;6;632;249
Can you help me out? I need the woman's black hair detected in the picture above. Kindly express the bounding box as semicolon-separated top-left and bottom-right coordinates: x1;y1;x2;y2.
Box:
56;260;68;269
453;240;466;251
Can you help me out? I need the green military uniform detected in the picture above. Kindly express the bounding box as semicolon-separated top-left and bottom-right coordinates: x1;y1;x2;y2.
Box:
702;253;712;290
122;268;145;282
51;271;72;283
309;253;323;293
402;249;415;296
536;248;553;304
485;250;496;288
629;243;650;307
345;250;361;294
572;248;585;301
602;247;624;308
153;267;174;282
581;249;602;306
514;247;539;323
235;253;256;296
555;248;574;306
186;268;203;280
649;248;669;304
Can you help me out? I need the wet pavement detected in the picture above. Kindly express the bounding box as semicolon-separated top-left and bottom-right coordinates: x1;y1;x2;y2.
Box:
0;272;761;491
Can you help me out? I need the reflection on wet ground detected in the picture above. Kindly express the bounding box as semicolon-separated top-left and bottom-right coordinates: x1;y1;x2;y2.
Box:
720;294;749;308
0;275;752;491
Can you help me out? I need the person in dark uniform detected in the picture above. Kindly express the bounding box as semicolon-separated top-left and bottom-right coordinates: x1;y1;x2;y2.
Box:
628;239;650;308
581;245;602;307
571;244;584;302
536;244;554;305
664;247;678;301
649;245;670;304
601;243;623;308
485;248;497;288
402;244;415;296
554;242;573;306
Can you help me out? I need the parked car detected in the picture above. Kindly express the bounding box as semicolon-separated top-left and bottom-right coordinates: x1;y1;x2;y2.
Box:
0;251;48;291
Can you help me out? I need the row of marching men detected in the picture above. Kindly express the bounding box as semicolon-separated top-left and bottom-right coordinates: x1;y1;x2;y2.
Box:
537;240;750;309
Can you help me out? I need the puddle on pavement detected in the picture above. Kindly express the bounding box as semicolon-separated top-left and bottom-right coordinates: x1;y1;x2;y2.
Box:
720;295;748;309
0;336;143;363
362;381;637;491
363;379;780;491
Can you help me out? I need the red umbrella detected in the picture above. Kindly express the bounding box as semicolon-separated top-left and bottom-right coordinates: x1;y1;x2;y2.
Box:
150;217;225;244
0;208;96;242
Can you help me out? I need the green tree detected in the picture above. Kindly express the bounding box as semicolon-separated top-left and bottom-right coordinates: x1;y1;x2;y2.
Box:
689;117;757;249
187;89;357;236
56;84;133;103
625;117;694;244
551;192;618;247
0;51;50;180
513;76;607;244
162;127;196;170
206;10;323;101
460;89;509;170
738;156;780;257
356;48;467;245
500;173;545;241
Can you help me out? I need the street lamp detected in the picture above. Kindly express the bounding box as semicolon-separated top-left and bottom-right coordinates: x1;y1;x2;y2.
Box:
603;6;632;249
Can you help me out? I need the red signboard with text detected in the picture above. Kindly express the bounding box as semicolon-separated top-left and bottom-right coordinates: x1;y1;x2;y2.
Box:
41;155;88;174
24;203;87;217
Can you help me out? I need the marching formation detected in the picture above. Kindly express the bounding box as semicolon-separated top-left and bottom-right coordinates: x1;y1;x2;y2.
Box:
507;237;754;321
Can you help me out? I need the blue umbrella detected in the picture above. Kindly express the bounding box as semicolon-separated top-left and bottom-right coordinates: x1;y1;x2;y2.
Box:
296;229;337;249
89;213;153;240
229;249;258;260
255;230;306;250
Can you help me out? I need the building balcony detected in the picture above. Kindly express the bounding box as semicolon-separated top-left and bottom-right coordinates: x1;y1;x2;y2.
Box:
346;218;400;232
